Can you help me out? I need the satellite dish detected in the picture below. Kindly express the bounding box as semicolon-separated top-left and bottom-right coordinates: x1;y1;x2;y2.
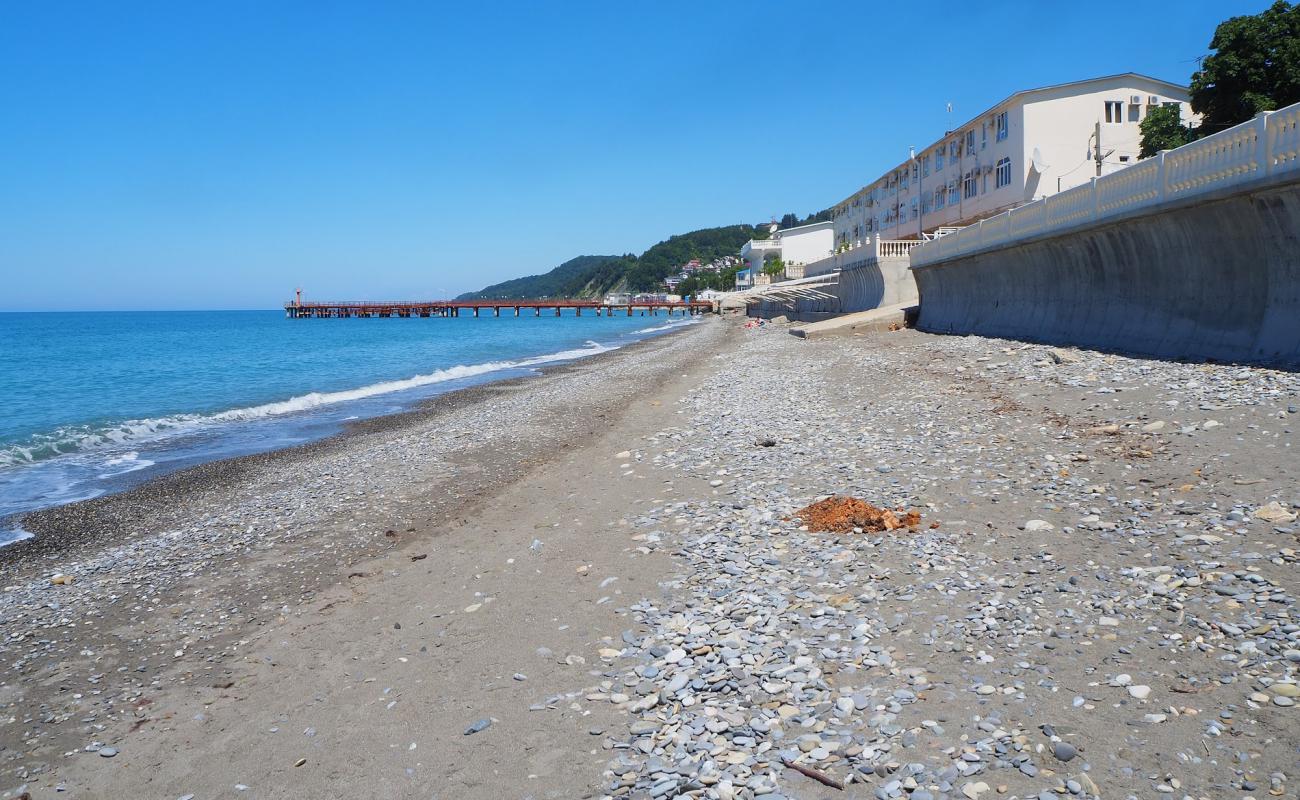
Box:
1030;147;1050;173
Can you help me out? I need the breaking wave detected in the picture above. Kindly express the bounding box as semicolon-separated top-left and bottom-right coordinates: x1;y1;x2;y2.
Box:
632;316;702;335
0;340;617;469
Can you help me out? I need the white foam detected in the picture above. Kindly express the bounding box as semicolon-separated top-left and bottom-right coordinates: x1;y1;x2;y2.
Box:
0;526;34;547
0;340;619;468
96;451;156;479
632;317;701;335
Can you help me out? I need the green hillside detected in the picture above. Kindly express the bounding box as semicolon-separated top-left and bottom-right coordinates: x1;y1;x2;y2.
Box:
459;225;758;299
460;212;831;300
457;255;618;300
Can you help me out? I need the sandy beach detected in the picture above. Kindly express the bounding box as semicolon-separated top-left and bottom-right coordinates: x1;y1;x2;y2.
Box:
3;319;1299;800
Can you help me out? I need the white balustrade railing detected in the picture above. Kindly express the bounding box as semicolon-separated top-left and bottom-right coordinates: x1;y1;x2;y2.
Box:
876;239;923;258
910;101;1300;268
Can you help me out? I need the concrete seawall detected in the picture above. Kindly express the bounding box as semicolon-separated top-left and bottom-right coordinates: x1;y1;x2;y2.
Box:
914;177;1300;367
837;256;918;311
752;256;918;321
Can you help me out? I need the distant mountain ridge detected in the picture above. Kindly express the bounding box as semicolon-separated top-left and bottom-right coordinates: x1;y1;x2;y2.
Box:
459;225;757;299
456;255;619;300
459;213;830;300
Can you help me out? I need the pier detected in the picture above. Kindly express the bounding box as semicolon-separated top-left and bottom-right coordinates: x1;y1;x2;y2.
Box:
284;297;715;319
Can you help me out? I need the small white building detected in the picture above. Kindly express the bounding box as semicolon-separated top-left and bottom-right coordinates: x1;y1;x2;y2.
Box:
831;73;1194;246
740;220;835;280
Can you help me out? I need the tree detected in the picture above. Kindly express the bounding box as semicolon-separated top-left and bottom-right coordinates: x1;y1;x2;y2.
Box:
1139;105;1194;158
762;257;785;277
1190;1;1300;134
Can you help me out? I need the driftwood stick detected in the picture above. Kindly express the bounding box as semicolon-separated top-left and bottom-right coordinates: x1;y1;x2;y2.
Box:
781;758;844;790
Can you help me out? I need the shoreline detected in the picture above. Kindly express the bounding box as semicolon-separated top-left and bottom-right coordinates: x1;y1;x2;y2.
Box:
3;319;1296;799
0;317;737;797
0;319;702;569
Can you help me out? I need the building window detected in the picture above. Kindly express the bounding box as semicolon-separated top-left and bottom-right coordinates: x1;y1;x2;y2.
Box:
935;148;945;171
1128;103;1141;122
910;198;918;220
934;187;945;209
995;157;1011;188
1104;100;1123;123
981;122;988;150
948;182;960;205
995;111;1008;141
963;171;977;199
921;154;930;177
949;140;958;160
965;130;975;152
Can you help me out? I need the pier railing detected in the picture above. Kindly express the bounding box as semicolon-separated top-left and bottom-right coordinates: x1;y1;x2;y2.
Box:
910;101;1300;268
284;297;715;318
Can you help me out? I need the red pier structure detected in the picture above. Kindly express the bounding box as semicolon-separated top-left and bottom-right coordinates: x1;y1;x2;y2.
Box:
284;297;716;319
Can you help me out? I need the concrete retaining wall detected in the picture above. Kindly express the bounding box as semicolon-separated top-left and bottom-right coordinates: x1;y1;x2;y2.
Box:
837;256;918;311
751;256;918;321
914;178;1300;367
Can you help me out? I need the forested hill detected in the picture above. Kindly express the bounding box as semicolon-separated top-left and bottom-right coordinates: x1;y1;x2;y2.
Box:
456;255;618;300
458;225;758;299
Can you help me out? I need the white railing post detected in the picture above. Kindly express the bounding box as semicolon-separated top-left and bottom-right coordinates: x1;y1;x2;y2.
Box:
1257;111;1274;176
1157;151;1168;203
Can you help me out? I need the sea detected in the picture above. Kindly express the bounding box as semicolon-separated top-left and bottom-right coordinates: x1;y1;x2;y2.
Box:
0;309;698;545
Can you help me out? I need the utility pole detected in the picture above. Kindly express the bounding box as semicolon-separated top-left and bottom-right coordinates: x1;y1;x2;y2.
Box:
1095;121;1103;177
1092;122;1113;177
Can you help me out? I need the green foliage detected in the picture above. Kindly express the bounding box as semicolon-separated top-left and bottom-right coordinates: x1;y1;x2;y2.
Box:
460;208;831;299
761;257;785;276
459;226;757;299
458;255;619;299
1190;1;1300;133
779;209;832;229
678;265;742;296
1139;105;1195;158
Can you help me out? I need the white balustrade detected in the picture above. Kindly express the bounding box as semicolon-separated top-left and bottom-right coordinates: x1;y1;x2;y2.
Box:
910;101;1300;268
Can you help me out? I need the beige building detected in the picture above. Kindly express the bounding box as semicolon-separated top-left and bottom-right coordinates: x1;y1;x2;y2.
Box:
831;74;1193;246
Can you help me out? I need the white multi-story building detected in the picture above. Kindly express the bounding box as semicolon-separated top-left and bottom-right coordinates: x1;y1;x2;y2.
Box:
739;220;835;282
831;73;1193;246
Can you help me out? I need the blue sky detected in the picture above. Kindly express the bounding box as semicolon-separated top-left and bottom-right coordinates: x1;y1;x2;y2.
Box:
0;0;1270;310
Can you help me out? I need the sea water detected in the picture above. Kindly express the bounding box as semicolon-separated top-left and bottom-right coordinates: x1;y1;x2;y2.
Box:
0;309;697;543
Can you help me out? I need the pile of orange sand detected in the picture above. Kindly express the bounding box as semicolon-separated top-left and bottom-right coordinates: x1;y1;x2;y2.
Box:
795;496;921;533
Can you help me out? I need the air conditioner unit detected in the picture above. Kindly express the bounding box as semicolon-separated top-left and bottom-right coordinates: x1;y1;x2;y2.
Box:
1148;95;1160;105
1130;95;1142;105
